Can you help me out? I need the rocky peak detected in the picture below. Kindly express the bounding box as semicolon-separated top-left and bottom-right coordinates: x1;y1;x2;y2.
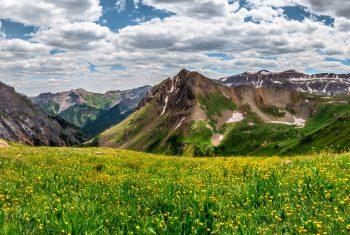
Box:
221;70;350;96
279;70;306;78
138;69;215;112
0;81;85;146
257;70;272;75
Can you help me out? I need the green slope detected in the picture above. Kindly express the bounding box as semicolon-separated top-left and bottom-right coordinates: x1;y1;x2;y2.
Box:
82;104;133;137
283;104;350;154
218;103;350;156
59;104;102;129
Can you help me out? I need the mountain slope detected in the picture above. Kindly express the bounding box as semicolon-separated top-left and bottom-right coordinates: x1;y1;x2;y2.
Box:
31;86;151;136
82;102;133;137
0;82;85;146
217;98;350;156
97;69;316;156
221;70;350;96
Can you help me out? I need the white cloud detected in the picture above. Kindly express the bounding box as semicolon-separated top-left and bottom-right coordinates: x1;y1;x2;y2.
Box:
301;0;350;19
0;0;102;27
0;39;50;59
141;0;237;18
248;0;350;19
34;22;113;51
115;0;126;12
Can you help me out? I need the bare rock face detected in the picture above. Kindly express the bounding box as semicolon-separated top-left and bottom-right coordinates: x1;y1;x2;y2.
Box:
0;81;85;146
0;139;9;148
221;70;350;96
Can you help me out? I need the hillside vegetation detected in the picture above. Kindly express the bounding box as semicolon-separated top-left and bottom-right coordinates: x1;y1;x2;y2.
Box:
0;146;349;234
218;103;350;156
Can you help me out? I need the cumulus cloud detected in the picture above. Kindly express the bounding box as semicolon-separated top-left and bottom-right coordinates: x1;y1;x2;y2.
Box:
0;39;50;59
0;0;102;27
141;0;237;18
248;0;350;19
34;22;113;51
301;0;350;19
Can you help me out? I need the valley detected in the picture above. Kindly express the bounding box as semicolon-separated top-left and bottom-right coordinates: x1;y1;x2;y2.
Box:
31;86;151;136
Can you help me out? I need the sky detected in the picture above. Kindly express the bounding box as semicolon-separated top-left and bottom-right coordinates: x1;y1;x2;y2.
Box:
0;0;349;96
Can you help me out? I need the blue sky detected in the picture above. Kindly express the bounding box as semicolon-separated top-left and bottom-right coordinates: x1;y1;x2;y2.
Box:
0;0;349;95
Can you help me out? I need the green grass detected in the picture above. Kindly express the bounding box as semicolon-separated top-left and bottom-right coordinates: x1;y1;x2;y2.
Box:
182;121;215;156
219;103;350;156
217;121;299;156
198;92;236;118
283;104;350;154
260;105;286;118
0;147;349;234
99;103;160;148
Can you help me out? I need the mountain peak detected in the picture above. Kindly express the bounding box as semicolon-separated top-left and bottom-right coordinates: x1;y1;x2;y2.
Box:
282;69;304;75
176;69;201;81
257;70;272;75
174;69;213;86
72;88;88;93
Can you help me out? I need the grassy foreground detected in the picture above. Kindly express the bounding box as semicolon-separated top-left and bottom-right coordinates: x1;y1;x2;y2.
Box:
0;147;349;234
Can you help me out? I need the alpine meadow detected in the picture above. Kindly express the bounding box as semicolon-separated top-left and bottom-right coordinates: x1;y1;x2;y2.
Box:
0;146;350;234
1;0;350;234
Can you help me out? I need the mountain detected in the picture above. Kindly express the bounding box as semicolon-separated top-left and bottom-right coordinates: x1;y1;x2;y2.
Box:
0;82;85;146
96;69;336;156
220;70;350;96
31;86;152;136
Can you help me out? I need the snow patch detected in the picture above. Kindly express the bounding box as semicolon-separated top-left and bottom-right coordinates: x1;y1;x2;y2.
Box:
212;134;224;146
222;92;230;99
293;116;306;127
227;112;244;123
161;96;169;116
170;79;175;93
260;71;271;75
271;116;305;127
175;117;186;130
272;80;283;84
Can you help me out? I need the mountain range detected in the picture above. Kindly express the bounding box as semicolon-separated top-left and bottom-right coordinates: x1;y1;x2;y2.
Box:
96;69;350;156
31;86;151;136
2;69;350;155
220;70;350;96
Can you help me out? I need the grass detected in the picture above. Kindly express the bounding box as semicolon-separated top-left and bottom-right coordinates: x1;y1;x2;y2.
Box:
260;105;286;118
219;103;350;156
182;121;215;156
198;92;236;118
84;94;113;110
0;146;349;234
